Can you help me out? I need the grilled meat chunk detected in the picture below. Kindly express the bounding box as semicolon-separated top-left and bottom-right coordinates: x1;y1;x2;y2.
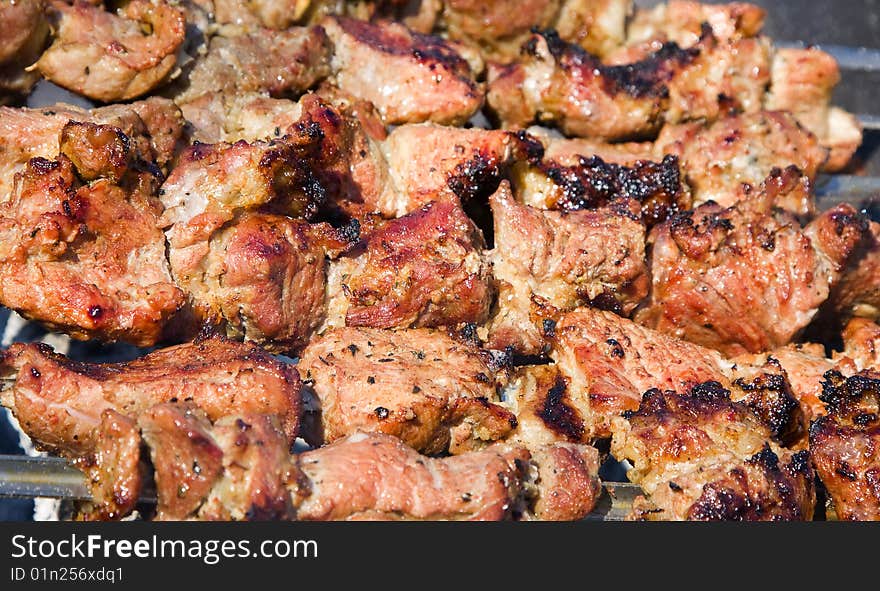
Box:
73;410;143;521
139;404;224;521
322;16;483;125
655;111;825;213
380;124;542;216
487;28;768;141
325;199;492;330
487;183;648;355
501;365;591;446
36;0;185;102
551;307;803;440
173;26;331;105
290;431;528;520
299;327;515;454
0;97;185;197
826;221;880;323
0;133;184;345
636;171;867;355
209;0;311;29
435;0;630;62
766;47;862;172
199;414;295;521
513;153;689;226
522;442;601;521
0;336;302;455
842;318;880;371
170;211;353;353
624;0;765;51
810;371;880;521
611;383;814;521
0;0;48;101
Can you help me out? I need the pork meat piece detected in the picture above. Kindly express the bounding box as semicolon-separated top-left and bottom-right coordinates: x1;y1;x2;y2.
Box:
825;221;880;323
810;371;880;521
325;199;492;330
0;97;186;197
0;335;302;455
487;28;768;141
487;182;648;355
290;431;528;520
172;26;331;105
0;0;49;101
299;326;516;454
322;16;482;125
624;0;765;51
379;123;542;216
36;0;185;102
636;169;867;355
139;403;225;521
654;111;826;214
551;307;804;441
766;47;862;172
0;127;185;345
611;383;814;521
73;410;143;521
513;153;690;226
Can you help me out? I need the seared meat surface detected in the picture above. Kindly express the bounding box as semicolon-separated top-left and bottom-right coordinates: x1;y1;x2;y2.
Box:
636;170;867;356
611;383;814;521
325;199;492;330
37;0;185;102
826;221;880;323
766;48;862;172
0;125;184;345
513;153;689;226
73;410;143;521
434;0;631;62
0;97;185;197
380;124;542;216
810;371;880;521
654;111;826;213
487;28;767;141
487;183;648;355
299;326;515;454
291;431;527;520
139;403;225;521
0;336;302;455
322;16;482;125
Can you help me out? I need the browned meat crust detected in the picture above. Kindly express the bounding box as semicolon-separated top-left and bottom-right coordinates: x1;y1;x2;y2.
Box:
611;383;814;521
0;126;184;345
810;371;880;521
291;431;527;520
487;28;767;141
654;111;826;213
487;183;648;355
551;307;803;441
73;410;143;521
825;221;880;323
380;123;543;216
299;326;515;454
139;404;224;521
0;336;302;456
636;169;868;356
322;16;483;125
0;98;186;198
37;0;185;102
325;199;492;330
514;153;689;226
